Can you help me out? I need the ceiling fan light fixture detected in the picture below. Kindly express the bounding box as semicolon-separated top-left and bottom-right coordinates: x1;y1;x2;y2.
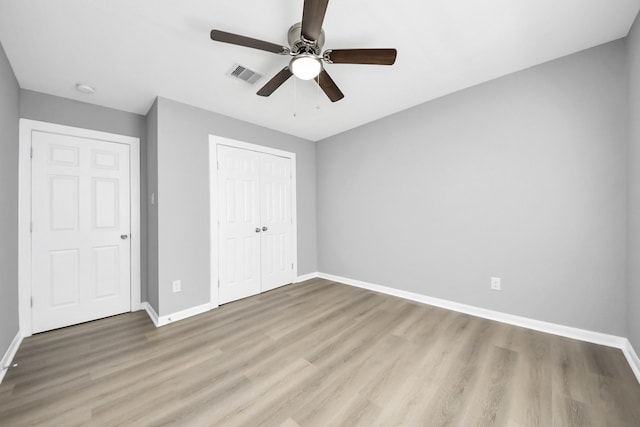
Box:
290;54;321;80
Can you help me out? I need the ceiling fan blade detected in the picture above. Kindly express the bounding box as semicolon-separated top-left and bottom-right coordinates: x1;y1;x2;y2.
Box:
325;49;397;65
257;67;293;97
301;0;329;41
210;30;289;54
316;70;344;102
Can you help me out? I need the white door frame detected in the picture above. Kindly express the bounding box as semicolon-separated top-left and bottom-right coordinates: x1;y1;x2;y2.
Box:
19;119;141;337
209;135;298;308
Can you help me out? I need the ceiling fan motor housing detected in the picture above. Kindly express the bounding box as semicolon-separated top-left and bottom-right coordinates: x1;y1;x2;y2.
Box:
288;22;324;56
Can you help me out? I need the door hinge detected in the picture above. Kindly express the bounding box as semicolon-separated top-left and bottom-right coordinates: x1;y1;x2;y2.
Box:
292;263;294;270
30;147;33;159
30;221;33;233
217;161;219;170
30;297;33;308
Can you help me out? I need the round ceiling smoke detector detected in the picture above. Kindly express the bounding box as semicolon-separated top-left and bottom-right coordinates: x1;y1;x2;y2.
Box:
75;83;95;94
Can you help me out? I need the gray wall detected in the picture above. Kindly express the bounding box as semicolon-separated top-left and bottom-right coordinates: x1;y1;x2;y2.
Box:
628;14;640;349
20;90;149;302
0;41;20;359
146;100;159;312
20;90;147;141
317;40;628;336
154;97;317;316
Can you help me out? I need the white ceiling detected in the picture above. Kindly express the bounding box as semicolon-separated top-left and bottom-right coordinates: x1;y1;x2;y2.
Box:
0;1;638;141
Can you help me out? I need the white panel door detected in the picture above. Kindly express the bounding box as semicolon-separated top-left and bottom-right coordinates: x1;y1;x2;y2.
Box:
217;145;261;304
217;145;295;303
259;153;294;292
31;131;131;333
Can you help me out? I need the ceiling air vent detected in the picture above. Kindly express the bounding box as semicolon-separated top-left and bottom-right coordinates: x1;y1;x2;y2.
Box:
227;63;263;85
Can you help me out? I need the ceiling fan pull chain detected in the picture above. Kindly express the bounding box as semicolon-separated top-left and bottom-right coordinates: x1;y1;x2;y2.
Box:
316;74;320;110
293;74;297;117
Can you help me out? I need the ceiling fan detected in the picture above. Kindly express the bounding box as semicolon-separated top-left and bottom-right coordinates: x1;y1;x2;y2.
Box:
210;0;397;102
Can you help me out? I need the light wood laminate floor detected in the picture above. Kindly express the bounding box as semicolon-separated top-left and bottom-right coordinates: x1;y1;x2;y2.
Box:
1;278;639;426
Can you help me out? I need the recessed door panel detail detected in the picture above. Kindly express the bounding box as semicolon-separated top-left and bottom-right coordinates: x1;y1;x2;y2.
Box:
264;235;274;275
31;131;131;334
94;246;119;298
225;238;236;284
225;180;236;223
222;236;260;286
50;250;79;307
262;182;289;224
93;178;119;229
92;150;119;170
243;181;253;223
50;175;79;231
277;233;287;272
261;233;288;276
217;144;294;304
244;237;255;280
49;144;79;166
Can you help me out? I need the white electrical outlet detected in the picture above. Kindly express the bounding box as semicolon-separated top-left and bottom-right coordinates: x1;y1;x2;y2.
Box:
172;280;181;293
491;277;501;291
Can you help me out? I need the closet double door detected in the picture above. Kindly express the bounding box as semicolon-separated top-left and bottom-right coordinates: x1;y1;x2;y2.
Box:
217;144;295;304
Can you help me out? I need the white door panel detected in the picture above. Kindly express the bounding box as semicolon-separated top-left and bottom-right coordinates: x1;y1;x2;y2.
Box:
259;153;293;292
31;131;131;333
49;249;79;306
217;145;294;303
217;145;261;304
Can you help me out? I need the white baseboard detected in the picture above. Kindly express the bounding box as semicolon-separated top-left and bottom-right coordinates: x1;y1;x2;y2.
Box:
623;339;640;382
141;301;211;327
0;330;24;384
317;272;640;383
141;302;160;327
142;273;321;328
296;272;320;283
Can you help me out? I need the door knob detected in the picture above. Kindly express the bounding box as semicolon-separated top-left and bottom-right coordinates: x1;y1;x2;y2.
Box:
262;226;268;232
255;227;261;233
121;234;129;240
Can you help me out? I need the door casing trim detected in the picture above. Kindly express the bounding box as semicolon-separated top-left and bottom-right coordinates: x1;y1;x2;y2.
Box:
18;119;141;337
209;135;298;309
